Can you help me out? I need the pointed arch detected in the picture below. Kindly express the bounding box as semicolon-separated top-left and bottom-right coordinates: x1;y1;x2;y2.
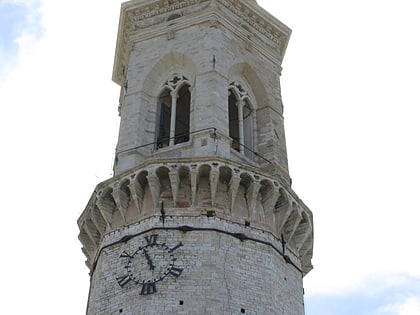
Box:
141;52;197;150
228;63;266;161
228;82;254;159
156;75;191;148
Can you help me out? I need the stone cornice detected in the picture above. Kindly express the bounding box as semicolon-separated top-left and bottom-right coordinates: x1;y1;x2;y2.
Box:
112;0;291;85
78;156;313;275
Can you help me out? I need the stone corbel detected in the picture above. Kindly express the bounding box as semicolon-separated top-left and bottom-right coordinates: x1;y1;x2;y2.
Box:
128;179;144;216
209;168;219;207
190;165;198;206
262;189;280;228
228;171;241;212
90;206;106;237
247;179;261;220
146;172;161;209
169;166;180;207
112;186;129;223
286;208;303;243
296;227;312;253
82;220;100;247
275;197;293;234
95;194;114;229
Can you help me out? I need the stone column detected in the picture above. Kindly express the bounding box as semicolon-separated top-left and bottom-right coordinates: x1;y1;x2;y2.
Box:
169;90;177;146
238;100;245;154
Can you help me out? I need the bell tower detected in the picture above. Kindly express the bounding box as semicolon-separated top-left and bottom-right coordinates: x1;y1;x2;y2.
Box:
78;0;314;314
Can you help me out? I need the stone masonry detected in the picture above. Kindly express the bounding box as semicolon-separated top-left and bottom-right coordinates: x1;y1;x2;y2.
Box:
78;0;313;314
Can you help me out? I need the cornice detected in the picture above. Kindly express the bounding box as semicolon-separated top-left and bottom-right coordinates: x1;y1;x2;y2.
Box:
112;0;291;85
78;156;313;275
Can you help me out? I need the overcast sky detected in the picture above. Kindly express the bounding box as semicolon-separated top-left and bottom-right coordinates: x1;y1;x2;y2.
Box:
1;0;419;314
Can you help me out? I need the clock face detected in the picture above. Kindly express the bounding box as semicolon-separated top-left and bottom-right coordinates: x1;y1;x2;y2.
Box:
116;233;183;295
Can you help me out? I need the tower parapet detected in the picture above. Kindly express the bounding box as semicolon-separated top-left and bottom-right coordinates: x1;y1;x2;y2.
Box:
78;157;313;274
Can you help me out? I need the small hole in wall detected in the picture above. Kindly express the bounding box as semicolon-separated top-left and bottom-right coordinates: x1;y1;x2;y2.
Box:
179;300;184;305
241;308;246;313
245;221;250;227
119;309;123;313
206;210;215;217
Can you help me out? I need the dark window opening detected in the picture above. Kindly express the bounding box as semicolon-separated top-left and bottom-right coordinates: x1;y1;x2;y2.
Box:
228;83;254;159
156;75;191;150
157;88;171;148
175;84;190;144
228;92;240;152
242;100;253;159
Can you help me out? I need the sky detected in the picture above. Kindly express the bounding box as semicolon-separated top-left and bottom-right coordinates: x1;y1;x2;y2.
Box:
0;0;419;314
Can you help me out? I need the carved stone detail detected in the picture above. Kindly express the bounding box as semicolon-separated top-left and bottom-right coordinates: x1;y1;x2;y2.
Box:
228;172;241;211
113;0;291;85
128;179;144;215
146;172;161;208
78;157;313;275
209;169;219;207
169;167;180;206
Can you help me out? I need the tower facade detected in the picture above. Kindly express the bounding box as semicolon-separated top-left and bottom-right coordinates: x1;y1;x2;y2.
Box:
78;0;313;314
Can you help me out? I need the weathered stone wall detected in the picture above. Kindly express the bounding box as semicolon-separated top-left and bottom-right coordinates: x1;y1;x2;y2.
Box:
78;1;313;314
114;0;291;177
87;216;305;315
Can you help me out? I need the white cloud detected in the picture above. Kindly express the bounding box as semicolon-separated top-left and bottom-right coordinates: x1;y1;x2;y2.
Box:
0;0;43;80
399;297;420;315
377;296;420;315
0;1;121;313
305;273;420;315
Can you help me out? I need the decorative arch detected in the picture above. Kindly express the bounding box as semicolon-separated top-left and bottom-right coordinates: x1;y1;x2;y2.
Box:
197;164;212;207
177;165;191;207
228;63;266;161
141;52;197;150
228;82;254;159
156;74;191;148
142;51;197;96
228;63;267;106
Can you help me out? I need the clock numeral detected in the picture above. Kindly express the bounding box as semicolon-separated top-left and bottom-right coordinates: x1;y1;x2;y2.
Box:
145;234;158;245
169;267;183;278
120;251;134;259
116;275;132;288
140;282;157;295
170;242;183;252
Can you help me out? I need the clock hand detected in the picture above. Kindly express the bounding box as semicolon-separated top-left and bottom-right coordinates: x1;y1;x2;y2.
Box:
143;248;155;270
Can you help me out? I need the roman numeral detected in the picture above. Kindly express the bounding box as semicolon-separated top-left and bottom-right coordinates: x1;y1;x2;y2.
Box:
120;251;134;259
145;234;158;245
116;275;132;288
140;282;157;295
170;242;183;252
169;267;183;278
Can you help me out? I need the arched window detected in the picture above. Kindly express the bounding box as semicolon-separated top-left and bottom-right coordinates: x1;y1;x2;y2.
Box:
156;74;191;149
228;82;254;159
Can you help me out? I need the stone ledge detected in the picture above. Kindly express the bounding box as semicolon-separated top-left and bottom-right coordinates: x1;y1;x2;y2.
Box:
113;0;291;85
78;157;313;275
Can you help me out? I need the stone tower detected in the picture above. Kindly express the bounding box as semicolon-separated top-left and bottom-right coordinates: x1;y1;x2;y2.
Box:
78;0;314;314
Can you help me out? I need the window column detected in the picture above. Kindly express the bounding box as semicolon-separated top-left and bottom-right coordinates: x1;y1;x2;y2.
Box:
237;100;245;154
169;90;177;146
